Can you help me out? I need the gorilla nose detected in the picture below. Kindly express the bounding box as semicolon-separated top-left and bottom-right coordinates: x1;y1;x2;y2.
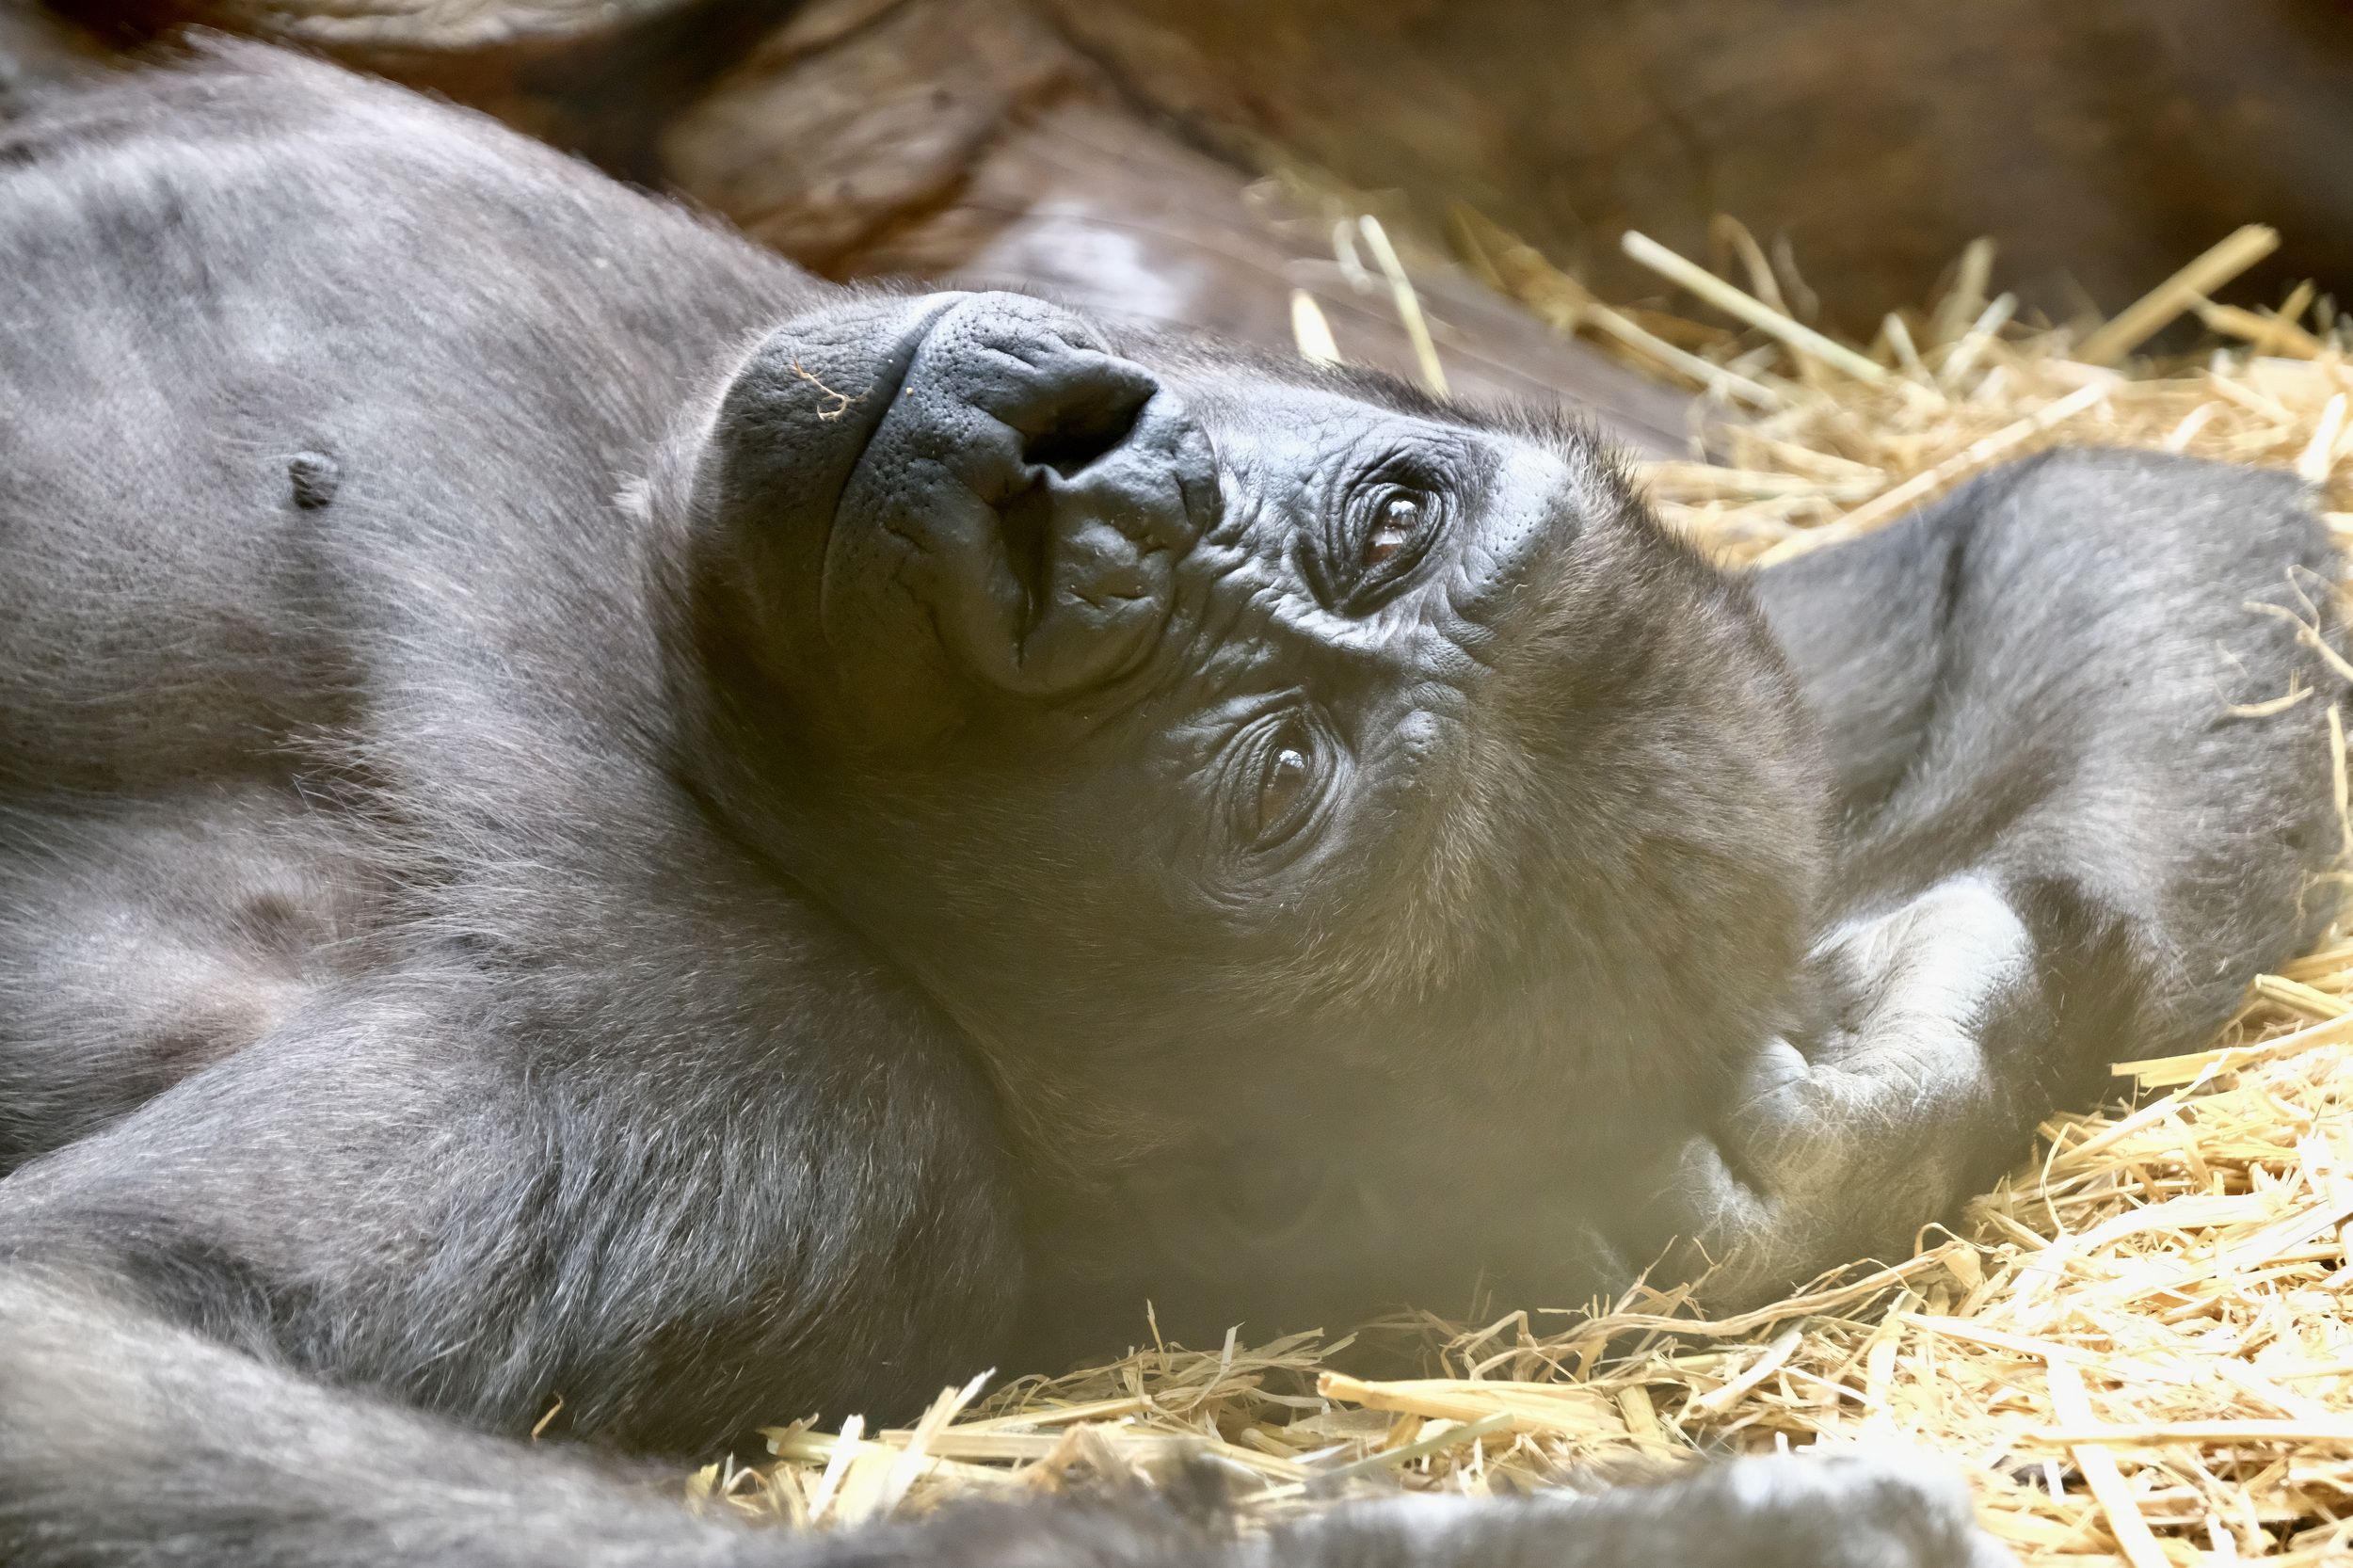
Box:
826;293;1220;700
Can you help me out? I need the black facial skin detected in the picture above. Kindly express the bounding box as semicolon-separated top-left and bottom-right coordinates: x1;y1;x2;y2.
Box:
0;40;2335;1568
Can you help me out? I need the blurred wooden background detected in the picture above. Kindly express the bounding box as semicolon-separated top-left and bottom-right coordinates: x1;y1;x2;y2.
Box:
24;0;2353;455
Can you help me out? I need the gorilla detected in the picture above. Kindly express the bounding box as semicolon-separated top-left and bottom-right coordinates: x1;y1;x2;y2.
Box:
0;38;2336;1568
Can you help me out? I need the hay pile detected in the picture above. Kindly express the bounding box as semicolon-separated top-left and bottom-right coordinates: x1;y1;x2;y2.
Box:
695;229;2353;1566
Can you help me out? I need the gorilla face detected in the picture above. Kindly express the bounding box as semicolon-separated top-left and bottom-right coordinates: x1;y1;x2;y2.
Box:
679;290;1831;1328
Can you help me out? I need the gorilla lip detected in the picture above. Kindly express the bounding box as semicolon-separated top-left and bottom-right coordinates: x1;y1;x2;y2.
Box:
830;293;970;494
799;292;984;650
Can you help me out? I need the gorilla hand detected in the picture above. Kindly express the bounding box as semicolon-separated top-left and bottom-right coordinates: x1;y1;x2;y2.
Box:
1630;874;2113;1305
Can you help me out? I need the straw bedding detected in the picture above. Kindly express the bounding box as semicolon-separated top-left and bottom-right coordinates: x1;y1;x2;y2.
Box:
687;223;2353;1566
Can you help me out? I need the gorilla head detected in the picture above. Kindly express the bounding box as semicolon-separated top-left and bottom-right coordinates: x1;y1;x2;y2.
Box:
665;290;1830;1335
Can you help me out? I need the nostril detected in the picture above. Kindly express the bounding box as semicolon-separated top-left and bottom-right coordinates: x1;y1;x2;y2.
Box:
1021;395;1142;477
999;377;1155;629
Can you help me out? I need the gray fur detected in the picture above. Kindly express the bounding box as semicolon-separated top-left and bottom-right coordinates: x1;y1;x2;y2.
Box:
0;38;2333;1568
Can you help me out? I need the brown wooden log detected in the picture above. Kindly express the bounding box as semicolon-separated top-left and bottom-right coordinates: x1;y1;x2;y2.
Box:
0;0;105;116
662;0;1692;454
661;0;1089;270
1035;0;2353;338
74;0;2353;340
46;0;794;174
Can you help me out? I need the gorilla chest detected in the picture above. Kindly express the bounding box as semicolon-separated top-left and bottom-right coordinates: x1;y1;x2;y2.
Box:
0;780;382;1169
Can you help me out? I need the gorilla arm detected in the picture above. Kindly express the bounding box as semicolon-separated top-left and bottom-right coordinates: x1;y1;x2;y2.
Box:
0;855;2014;1568
1634;871;2123;1301
1641;448;2341;1303
0;938;1014;1562
0;1007;2005;1567
0;1251;2004;1568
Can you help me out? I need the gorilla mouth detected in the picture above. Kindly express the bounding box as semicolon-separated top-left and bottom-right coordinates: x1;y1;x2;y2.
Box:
815;292;1216;708
696;290;1214;748
827;292;973;519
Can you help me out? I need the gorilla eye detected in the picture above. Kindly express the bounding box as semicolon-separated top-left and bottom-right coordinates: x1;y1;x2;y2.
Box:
1258;745;1312;837
1334;481;1444;612
1240;721;1323;848
1364;492;1421;566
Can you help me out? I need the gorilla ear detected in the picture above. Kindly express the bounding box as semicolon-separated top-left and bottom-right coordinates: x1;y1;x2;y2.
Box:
686;292;1217;756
